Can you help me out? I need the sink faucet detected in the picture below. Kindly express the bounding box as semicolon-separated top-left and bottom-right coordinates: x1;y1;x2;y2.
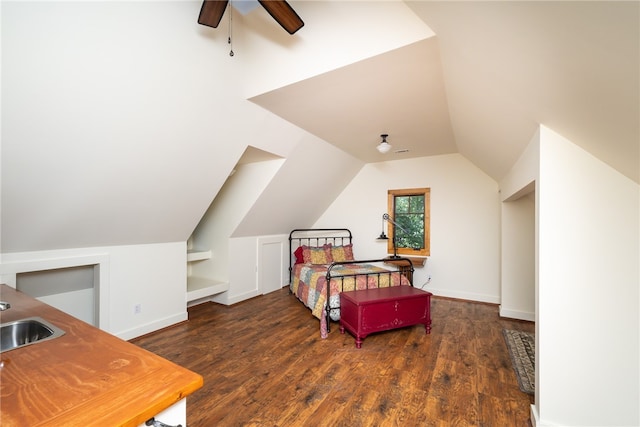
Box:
0;302;11;311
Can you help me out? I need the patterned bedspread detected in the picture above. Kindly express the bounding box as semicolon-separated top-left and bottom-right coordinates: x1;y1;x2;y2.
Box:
291;262;410;338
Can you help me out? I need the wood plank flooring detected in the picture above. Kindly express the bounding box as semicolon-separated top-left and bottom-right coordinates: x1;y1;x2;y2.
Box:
131;287;534;427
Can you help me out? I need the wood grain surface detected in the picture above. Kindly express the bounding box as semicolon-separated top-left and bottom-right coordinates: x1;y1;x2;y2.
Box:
132;287;535;427
0;284;202;427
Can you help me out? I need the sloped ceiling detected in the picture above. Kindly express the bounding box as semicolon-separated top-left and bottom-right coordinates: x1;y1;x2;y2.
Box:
2;1;638;254
1;1;304;253
252;1;639;183
250;37;457;163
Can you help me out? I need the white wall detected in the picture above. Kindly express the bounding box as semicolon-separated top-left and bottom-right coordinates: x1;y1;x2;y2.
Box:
499;130;539;322
191;134;364;305
2;1;435;256
217;236;259;305
535;127;639;426
1;242;187;340
240;1;434;98
499;192;536;321
314;153;501;302
190;159;284;284
233;135;364;238
2;1;304;254
209;233;289;306
507;126;640;426
16;265;96;325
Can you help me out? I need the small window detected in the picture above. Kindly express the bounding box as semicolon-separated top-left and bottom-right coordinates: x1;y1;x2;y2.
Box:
387;188;430;257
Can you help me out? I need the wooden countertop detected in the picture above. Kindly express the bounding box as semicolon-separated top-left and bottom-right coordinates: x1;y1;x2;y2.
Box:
0;284;203;426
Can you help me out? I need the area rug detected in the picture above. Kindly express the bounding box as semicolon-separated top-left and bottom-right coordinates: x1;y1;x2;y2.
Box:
503;329;535;395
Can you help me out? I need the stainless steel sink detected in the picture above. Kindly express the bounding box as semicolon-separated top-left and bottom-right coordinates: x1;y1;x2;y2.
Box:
0;317;65;353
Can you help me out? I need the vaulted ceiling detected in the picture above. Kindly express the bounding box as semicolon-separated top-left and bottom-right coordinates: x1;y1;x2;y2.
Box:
252;1;639;183
2;1;638;254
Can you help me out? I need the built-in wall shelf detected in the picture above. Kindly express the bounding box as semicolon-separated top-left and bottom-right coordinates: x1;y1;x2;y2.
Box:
186;249;225;304
187;250;212;262
384;256;427;268
187;276;229;303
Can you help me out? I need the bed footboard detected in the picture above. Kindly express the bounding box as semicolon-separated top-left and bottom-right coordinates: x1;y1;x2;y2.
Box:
288;228;415;338
324;257;414;333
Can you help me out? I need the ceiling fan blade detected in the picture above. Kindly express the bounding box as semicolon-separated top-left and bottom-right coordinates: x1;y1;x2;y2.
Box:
258;0;304;35
198;0;229;28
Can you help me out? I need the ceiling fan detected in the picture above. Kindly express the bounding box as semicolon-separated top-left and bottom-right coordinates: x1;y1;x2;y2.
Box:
198;0;304;35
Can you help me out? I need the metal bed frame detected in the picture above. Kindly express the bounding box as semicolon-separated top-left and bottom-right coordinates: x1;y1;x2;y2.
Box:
288;228;414;333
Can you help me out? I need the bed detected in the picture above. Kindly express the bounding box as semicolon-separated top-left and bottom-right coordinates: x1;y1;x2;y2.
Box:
288;228;414;338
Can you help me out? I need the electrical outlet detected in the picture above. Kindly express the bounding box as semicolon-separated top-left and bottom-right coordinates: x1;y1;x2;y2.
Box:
134;304;142;314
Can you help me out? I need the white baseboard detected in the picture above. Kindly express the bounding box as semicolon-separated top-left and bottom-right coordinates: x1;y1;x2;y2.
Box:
530;404;563;427
117;312;187;341
531;404;539;427
425;286;500;304
499;306;535;322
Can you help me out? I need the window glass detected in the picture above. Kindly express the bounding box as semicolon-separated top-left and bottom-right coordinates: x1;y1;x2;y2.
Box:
387;188;430;256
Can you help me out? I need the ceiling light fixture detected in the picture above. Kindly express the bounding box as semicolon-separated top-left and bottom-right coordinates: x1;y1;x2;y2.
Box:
377;134;392;154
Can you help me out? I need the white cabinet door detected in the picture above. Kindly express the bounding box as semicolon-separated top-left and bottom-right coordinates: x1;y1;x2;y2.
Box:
258;236;287;295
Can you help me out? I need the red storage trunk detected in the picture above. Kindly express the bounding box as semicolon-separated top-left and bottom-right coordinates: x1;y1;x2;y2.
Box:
339;286;432;348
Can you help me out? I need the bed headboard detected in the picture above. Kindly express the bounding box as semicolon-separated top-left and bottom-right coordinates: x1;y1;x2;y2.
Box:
288;228;353;284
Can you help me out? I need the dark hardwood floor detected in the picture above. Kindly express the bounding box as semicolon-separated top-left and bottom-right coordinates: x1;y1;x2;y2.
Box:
131;287;535;427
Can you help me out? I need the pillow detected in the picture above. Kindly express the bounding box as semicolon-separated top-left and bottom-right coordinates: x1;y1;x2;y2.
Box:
331;244;354;262
302;244;333;264
294;246;305;264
